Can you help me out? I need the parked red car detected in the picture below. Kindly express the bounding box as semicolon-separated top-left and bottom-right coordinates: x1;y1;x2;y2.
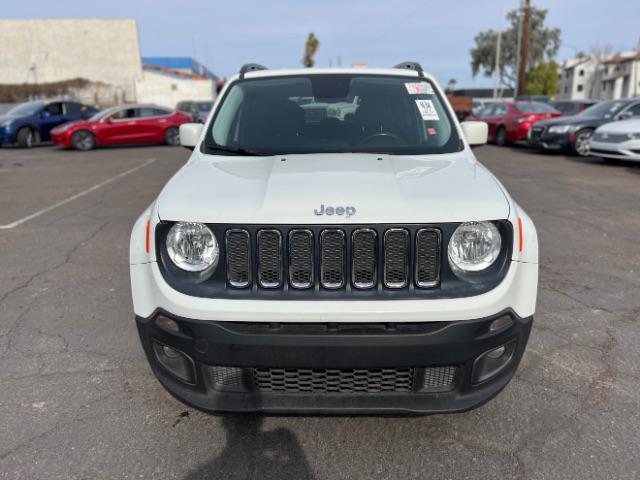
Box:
467;101;562;146
51;104;191;150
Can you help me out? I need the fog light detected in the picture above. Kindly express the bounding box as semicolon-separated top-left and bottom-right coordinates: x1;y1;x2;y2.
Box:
152;341;196;384
471;341;517;385
487;346;506;359
156;315;180;333
163;345;180;358
489;316;513;333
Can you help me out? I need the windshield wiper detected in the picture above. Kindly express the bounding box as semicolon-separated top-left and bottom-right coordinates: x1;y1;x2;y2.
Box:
207;145;270;156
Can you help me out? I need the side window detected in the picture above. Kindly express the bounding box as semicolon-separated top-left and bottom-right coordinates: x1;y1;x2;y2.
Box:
479;104;495;116
64;102;83;114
152;108;170;117
625;103;640;118
44;102;64;116
111;108;137;120
493;104;507;116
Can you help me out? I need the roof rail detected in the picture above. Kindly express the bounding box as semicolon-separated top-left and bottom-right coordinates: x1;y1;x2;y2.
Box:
239;63;268;79
393;61;424;77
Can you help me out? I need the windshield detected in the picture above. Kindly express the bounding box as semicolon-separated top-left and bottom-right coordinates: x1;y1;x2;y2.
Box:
88;107;118;121
206;74;461;155
196;101;214;112
7;101;44;116
579;101;625;118
515;102;559;113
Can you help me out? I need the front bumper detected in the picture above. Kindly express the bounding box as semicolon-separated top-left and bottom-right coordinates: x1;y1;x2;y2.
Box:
528;129;572;151
0;127;15;145
136;309;533;414
590;140;640;162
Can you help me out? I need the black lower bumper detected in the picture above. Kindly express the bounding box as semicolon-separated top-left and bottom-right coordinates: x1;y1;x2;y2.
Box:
136;310;533;414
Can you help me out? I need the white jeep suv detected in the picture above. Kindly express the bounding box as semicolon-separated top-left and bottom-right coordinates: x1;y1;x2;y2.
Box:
129;62;538;414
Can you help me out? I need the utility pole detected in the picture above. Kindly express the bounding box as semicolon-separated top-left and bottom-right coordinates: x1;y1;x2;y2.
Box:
517;0;531;96
493;31;502;98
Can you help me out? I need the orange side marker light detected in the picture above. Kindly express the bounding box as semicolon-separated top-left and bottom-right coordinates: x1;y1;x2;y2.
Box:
517;217;523;252
145;218;151;254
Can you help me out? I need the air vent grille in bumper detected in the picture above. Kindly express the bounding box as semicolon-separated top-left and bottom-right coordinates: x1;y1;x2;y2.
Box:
253;367;414;393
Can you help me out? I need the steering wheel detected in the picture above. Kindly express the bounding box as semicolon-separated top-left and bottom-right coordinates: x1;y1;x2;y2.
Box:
358;132;404;146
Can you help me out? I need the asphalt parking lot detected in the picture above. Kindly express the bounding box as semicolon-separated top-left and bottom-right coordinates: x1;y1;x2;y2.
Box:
1;143;639;480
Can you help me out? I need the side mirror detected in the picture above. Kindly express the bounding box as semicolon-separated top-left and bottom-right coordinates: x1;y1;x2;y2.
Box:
179;123;204;150
460;121;488;147
617;111;633;121
40;110;51;119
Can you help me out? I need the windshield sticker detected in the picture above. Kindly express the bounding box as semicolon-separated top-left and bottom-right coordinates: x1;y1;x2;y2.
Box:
427;127;437;136
415;100;439;121
405;82;434;95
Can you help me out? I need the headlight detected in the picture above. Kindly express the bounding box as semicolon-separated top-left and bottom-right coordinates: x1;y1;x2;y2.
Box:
166;222;219;272
548;125;571;134
448;221;502;272
627;132;640;140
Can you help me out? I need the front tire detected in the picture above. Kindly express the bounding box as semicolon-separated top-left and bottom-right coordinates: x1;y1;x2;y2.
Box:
16;127;35;148
164;127;180;146
70;130;96;151
495;126;508;146
572;128;593;157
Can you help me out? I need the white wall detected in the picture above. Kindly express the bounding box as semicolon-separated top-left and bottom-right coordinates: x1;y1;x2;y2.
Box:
0;19;142;101
135;71;215;109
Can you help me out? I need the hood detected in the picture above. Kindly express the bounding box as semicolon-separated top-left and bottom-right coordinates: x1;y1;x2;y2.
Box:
535;114;605;128
596;119;640;134
157;151;511;224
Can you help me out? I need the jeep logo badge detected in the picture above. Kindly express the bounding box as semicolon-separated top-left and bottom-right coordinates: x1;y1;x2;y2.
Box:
314;204;356;218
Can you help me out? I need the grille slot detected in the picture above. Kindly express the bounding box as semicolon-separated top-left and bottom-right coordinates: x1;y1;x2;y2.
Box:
320;229;346;289
415;228;441;288
352;229;377;289
288;230;314;289
253;367;414;393
384;228;410;288
225;229;251;288
257;229;283;288
421;366;457;391
210;366;245;392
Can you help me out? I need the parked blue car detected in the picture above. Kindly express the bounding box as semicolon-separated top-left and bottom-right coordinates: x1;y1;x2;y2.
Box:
0;100;99;148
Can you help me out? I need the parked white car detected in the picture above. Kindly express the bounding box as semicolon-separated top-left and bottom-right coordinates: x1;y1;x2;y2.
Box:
590;119;640;162
129;63;539;414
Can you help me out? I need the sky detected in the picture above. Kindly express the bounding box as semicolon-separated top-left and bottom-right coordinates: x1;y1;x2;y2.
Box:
4;0;640;87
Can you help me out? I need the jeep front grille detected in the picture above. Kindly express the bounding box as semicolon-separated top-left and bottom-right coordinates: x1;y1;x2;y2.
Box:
224;226;442;292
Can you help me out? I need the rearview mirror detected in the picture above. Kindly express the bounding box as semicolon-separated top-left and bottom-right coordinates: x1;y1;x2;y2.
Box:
460;121;488;147
180;123;204;150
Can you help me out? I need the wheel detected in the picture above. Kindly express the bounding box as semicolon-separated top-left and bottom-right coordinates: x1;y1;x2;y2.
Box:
16;127;35;148
164;127;180;146
70;130;96;151
572;129;593;157
495;126;507;146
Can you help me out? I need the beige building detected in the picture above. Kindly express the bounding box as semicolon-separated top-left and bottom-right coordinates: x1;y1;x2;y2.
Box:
0;19;215;107
0;19;143;102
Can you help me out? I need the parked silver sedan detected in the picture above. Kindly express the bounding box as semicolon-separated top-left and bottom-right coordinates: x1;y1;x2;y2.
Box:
590;119;640;162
